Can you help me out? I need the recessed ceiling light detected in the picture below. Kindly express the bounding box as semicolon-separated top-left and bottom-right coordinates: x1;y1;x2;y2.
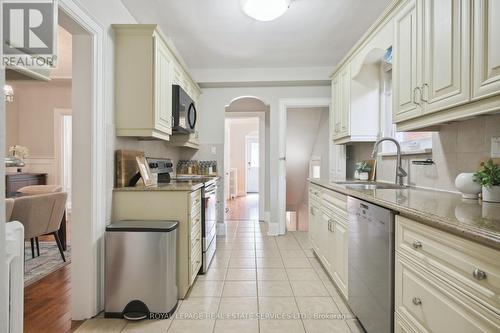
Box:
241;0;291;22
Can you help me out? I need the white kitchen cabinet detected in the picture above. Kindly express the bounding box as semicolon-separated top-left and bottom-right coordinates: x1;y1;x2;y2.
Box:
422;0;470;114
395;216;500;332
393;0;422;122
113;25;173;141
339;65;351;138
393;0;500;131
472;0;500;100
308;182;348;298
331;75;341;140
113;24;201;142
113;188;203;299
332;218;348;296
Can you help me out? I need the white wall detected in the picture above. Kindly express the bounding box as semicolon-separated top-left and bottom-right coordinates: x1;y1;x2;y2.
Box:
227;118;259;196
195;85;330;232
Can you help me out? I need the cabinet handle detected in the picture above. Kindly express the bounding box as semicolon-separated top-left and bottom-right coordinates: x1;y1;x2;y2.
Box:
472;268;487;281
412;240;422;249
310;207;315;216
328;219;335;232
412;297;422;306
421;83;429;103
413;87;421;106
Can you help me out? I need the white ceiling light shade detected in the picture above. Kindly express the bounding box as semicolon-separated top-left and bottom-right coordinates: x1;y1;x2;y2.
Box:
4;85;14;102
241;0;291;22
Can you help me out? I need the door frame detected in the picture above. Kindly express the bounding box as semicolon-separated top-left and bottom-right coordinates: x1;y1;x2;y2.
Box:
58;0;106;319
54;108;72;209
245;133;259;194
277;98;331;235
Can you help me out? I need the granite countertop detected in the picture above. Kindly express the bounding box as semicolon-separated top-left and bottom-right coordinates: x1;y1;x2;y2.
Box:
309;179;500;250
114;180;204;192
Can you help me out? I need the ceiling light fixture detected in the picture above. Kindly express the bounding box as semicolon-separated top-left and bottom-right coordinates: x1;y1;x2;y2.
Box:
4;84;14;103
241;0;291;22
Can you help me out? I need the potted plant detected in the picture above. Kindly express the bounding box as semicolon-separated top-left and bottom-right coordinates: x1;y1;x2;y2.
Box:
473;159;500;203
356;162;372;181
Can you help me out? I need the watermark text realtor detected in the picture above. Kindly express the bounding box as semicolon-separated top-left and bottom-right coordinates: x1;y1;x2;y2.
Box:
2;0;58;68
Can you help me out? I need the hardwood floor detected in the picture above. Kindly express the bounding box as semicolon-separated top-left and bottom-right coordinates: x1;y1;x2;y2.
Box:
24;264;82;333
225;193;259;220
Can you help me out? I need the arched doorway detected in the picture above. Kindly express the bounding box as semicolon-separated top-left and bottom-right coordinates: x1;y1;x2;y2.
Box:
224;96;269;224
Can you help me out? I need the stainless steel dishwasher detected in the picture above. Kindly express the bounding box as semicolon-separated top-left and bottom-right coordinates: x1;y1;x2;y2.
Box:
347;197;395;333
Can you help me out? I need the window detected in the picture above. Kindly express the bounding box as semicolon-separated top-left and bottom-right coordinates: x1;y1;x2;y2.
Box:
380;65;432;154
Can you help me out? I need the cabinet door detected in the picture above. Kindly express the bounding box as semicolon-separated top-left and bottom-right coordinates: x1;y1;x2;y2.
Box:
339;66;351;137
393;0;423;122
154;36;173;135
308;203;320;253
472;0;500;100
332;220;348;295
331;75;341;139
320;210;333;273
422;0;470;113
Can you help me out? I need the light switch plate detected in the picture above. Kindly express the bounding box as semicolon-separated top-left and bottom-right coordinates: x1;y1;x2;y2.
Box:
211;146;217;155
491;137;500;158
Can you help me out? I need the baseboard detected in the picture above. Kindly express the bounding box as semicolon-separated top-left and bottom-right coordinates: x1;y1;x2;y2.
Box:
216;222;226;236
267;223;279;236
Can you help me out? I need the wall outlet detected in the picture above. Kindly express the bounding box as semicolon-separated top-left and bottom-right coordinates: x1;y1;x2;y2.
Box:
211;146;217;155
491;137;500;158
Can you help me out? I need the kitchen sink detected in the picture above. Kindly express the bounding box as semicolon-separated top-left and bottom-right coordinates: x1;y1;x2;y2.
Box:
334;181;407;190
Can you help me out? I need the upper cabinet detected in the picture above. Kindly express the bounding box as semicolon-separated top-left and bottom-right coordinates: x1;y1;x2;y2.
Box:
393;0;422;123
393;0;500;131
472;0;500;100
113;24;201;142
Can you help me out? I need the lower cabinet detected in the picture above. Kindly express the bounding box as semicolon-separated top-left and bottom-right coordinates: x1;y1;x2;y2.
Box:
395;216;500;332
113;188;203;299
308;183;348;298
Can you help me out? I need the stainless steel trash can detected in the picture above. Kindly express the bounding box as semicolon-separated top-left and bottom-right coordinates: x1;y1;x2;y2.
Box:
105;220;178;320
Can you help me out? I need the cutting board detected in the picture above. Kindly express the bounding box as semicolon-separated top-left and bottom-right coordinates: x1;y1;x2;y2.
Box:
115;150;145;188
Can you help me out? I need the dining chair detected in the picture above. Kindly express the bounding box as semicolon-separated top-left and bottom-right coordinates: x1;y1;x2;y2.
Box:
5;198;14;221
10;192;68;262
17;184;64;257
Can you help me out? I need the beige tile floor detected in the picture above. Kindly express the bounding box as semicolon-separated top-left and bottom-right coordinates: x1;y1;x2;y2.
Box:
76;220;363;333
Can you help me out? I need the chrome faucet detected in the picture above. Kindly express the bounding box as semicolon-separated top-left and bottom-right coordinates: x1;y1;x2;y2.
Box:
371;137;408;186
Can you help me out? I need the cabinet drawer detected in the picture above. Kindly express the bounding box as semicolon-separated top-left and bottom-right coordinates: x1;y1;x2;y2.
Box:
190;242;202;284
309;184;322;202
396;216;500;313
322;189;347;213
396;254;500;333
190;212;202;233
190;190;201;216
191;220;202;245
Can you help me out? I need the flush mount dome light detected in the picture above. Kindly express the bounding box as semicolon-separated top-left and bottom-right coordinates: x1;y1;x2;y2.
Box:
241;0;291;22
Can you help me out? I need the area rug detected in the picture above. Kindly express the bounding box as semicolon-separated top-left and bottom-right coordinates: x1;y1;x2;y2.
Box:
24;241;71;286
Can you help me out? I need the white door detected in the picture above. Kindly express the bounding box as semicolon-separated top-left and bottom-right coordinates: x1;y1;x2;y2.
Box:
246;136;259;193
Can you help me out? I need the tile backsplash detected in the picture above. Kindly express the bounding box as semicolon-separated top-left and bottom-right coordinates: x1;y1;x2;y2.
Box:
347;114;500;193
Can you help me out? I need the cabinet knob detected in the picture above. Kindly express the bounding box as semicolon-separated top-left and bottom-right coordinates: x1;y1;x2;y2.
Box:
412;297;422;306
412;240;422;249
472;268;487;281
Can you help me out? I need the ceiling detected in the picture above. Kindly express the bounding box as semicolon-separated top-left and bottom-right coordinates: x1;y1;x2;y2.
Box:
121;0;392;70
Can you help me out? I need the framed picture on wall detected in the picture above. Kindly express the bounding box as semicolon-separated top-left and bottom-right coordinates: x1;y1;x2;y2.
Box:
136;155;155;187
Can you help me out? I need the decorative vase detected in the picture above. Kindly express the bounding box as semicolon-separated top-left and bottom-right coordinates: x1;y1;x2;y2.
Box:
354;170;360;180
359;172;369;181
454;173;481;199
482;186;500;203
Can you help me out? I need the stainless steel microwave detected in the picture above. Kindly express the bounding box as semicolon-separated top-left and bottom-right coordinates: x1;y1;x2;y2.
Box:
172;85;197;134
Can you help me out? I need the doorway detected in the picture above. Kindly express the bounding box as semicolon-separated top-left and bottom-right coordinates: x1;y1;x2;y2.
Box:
277;98;333;235
225;117;259;220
